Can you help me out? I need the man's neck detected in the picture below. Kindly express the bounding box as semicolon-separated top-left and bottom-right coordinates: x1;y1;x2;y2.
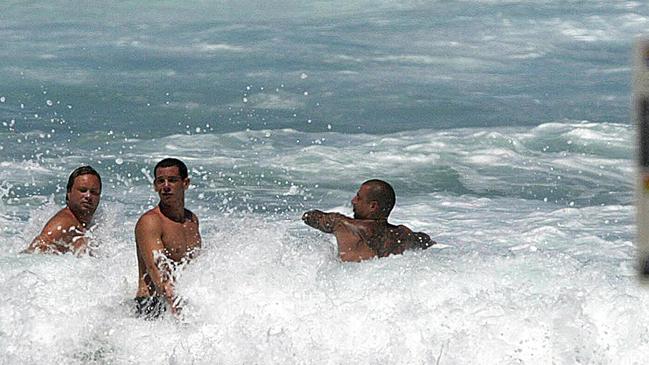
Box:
159;202;185;222
371;213;387;222
67;206;91;227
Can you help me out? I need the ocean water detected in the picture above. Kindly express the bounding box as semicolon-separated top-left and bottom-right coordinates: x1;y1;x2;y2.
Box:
1;1;649;363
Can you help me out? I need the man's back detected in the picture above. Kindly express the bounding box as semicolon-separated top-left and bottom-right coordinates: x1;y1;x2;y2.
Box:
353;220;430;257
303;210;433;262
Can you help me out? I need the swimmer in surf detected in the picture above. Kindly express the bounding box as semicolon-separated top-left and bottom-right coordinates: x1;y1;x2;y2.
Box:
302;179;434;262
134;158;201;319
23;166;102;255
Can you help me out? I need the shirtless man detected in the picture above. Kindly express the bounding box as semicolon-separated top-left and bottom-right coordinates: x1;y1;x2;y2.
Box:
302;179;434;262
134;158;201;319
23;166;101;255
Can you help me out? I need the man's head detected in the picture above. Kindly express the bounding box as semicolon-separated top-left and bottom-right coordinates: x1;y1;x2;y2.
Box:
66;166;102;221
351;179;396;220
153;158;189;206
154;158;188;180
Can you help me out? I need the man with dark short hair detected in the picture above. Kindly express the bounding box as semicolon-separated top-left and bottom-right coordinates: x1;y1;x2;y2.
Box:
302;179;434;262
134;158;201;319
24;166;102;255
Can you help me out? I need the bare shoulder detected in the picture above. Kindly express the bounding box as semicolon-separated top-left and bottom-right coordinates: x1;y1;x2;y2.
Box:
185;209;199;224
24;207;81;253
395;224;414;235
135;208;163;233
37;208;81;240
43;207;78;230
396;225;434;249
344;218;375;232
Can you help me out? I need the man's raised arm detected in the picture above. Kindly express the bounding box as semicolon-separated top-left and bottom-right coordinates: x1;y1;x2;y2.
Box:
302;210;348;233
134;215;179;314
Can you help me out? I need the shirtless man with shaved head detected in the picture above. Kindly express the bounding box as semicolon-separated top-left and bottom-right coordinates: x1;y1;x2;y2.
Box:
302;179;434;262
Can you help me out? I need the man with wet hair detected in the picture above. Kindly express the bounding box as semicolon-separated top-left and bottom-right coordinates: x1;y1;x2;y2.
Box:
134;157;201;319
302;179;434;262
24;166;102;255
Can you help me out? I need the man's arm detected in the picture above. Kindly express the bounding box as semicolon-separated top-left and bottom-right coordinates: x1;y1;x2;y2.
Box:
302;210;377;261
187;212;202;260
302;210;347;233
134;214;179;314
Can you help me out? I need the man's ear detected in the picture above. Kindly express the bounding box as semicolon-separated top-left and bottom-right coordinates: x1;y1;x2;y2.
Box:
369;200;380;212
183;178;190;190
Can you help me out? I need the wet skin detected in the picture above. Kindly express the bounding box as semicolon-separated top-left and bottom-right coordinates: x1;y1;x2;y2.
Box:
24;174;101;255
302;184;433;262
135;166;201;316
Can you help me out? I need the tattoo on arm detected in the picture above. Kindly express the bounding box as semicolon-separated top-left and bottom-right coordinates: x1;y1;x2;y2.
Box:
302;210;345;233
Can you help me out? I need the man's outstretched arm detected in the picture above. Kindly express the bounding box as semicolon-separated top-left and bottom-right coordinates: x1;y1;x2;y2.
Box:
302;210;348;233
135;215;180;315
303;210;377;261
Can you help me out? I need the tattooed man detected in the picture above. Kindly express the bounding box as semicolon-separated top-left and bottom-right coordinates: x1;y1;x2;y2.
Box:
302;179;434;262
134;158;201;319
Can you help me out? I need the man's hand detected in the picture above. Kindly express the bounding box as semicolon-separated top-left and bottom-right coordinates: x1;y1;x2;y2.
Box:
169;295;185;317
413;232;435;249
302;210;323;227
302;210;343;233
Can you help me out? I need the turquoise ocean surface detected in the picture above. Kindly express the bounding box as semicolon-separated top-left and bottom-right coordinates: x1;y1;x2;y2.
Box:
1;1;648;363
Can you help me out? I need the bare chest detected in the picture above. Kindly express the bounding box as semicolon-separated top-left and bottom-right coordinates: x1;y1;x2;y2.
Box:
160;221;201;261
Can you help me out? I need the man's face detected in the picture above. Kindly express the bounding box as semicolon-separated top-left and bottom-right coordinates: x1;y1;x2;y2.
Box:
154;166;189;205
351;184;376;219
67;174;101;219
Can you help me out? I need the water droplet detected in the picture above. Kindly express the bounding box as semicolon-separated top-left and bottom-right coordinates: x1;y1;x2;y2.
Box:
115;158;124;165
0;96;5;103
300;73;308;79
327;124;332;130
46;100;53;106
